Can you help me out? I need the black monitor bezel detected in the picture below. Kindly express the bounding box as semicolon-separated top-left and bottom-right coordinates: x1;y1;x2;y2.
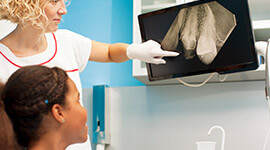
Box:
138;0;259;82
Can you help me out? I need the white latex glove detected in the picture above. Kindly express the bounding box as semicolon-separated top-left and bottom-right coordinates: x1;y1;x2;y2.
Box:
126;40;180;64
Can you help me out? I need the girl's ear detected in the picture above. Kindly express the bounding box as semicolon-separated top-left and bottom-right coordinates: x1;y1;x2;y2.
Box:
51;104;65;124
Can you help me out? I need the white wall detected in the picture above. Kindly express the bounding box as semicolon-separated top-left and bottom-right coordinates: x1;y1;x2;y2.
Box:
83;81;270;150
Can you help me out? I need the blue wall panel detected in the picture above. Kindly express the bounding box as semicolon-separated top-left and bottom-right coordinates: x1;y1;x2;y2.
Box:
59;0;144;87
110;0;144;87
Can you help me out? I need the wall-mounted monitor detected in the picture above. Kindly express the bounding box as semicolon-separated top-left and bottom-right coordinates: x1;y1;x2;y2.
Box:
138;0;258;81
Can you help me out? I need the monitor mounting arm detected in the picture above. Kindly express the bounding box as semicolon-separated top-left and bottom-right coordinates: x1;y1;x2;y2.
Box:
255;39;270;101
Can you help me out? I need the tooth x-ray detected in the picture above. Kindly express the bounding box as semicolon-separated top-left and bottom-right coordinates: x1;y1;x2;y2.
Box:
139;0;258;81
161;1;236;65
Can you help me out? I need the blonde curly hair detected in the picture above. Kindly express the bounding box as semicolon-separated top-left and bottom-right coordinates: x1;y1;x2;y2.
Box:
0;0;50;31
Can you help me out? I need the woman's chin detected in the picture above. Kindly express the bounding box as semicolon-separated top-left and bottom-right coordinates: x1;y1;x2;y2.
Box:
46;27;58;33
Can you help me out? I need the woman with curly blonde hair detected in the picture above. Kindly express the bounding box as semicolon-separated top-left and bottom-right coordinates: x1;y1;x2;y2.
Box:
0;0;178;149
0;0;49;31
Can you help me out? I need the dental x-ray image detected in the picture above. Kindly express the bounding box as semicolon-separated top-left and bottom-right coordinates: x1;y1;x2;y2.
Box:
161;1;237;65
139;0;258;81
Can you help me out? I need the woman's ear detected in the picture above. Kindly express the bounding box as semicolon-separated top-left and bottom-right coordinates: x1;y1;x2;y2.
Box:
51;104;65;124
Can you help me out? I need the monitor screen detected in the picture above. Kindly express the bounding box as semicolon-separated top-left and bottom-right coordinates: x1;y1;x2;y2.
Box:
138;0;258;81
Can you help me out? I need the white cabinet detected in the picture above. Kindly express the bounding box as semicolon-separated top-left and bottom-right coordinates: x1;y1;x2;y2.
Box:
132;0;269;85
141;0;184;13
249;0;270;41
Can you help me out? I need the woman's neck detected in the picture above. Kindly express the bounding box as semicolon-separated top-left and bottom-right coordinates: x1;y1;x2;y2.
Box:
28;132;68;150
0;25;48;57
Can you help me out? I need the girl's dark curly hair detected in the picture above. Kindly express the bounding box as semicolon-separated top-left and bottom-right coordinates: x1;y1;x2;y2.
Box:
0;83;22;150
0;65;69;148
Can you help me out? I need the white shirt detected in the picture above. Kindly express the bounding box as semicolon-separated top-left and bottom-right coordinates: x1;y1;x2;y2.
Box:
0;29;92;150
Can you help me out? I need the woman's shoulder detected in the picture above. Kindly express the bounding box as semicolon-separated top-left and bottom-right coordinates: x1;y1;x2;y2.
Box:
53;29;76;37
53;29;91;41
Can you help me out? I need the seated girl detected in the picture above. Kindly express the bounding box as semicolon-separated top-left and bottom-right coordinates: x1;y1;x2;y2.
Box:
0;65;88;150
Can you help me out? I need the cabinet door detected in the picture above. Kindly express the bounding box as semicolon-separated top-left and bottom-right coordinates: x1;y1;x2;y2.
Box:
249;0;270;41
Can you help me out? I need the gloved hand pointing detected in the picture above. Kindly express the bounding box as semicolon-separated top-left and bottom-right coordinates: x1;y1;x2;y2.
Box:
126;40;180;64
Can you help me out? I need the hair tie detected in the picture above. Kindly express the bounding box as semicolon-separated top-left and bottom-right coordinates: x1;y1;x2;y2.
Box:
44;99;49;104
